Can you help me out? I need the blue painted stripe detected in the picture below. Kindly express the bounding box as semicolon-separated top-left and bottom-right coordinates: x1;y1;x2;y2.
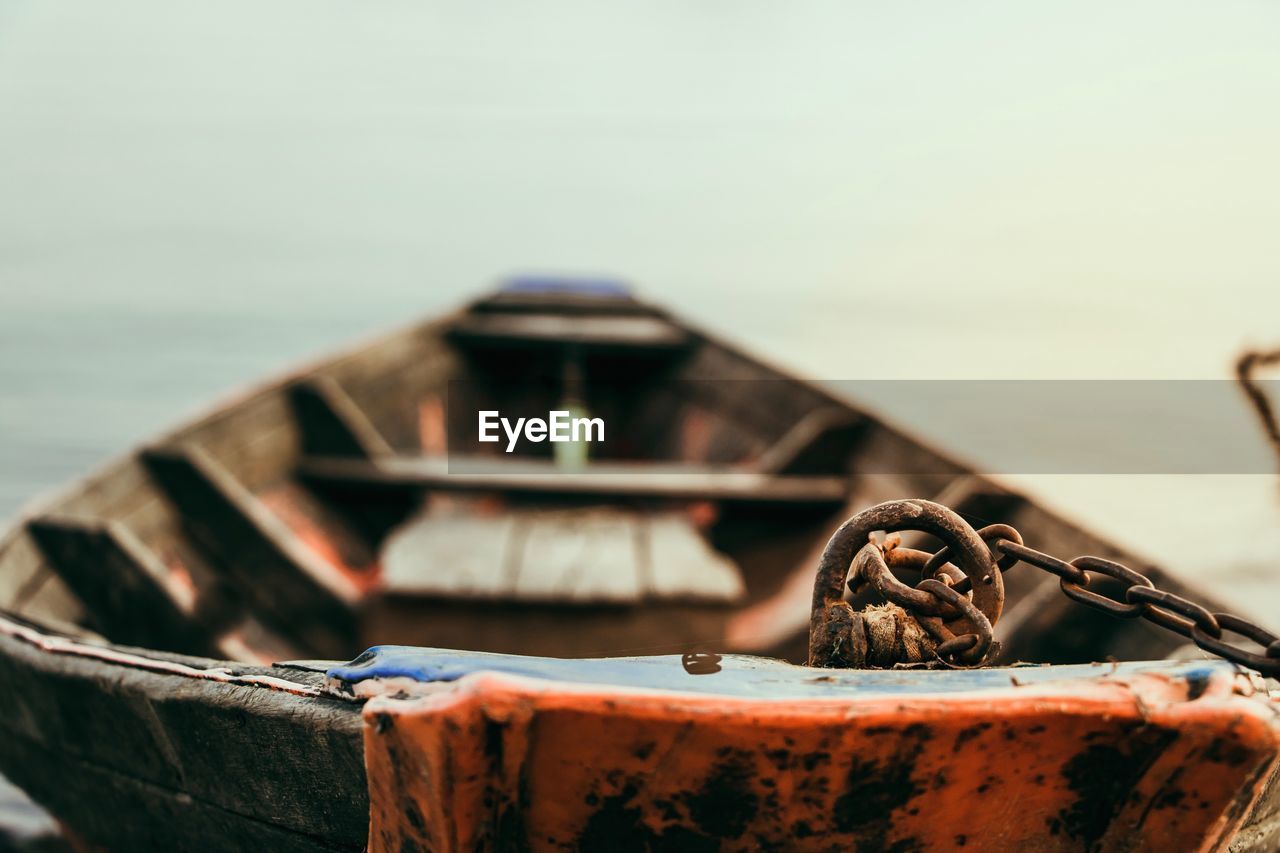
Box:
500;275;632;298
327;645;1229;700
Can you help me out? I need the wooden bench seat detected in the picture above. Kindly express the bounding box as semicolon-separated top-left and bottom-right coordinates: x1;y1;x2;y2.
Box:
298;455;851;505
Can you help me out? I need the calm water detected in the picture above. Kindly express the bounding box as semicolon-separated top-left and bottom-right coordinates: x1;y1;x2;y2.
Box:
2;2;1280;620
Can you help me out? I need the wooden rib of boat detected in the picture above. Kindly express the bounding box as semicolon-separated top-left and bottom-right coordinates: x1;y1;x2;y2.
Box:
0;280;1276;851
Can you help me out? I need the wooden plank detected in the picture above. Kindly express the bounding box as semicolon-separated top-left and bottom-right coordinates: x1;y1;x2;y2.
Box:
380;506;744;604
2;736;358;853
324;329;458;452
25;517;221;656
381;509;518;599
286;376;412;549
142;445;360;657
447;312;691;351
300;455;850;505
169;391;302;494
512;510;640;601
10;577;89;635
52;457;166;527
755;407;868;474
0;628;366;849
163;319;454;476
290;375;392;459
0;531;55;610
643;514;745;600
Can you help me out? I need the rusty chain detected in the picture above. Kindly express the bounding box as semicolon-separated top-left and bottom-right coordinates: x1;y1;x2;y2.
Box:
987;540;1279;676
810;499;1280;678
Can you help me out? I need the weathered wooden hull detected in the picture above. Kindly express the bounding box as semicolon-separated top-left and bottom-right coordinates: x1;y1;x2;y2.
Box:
0;288;1237;667
1;618;1277;851
0;622;367;851
1;284;1277;848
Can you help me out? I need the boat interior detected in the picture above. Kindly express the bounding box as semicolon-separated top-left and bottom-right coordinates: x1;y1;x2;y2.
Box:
0;284;1225;668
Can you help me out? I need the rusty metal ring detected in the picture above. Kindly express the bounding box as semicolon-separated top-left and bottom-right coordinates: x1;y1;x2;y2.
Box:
875;546;994;638
811;499;1003;631
882;546;966;589
923;524;1025;583
930;525;1026;596
853;545;960;619
937;633;980;658
1059;556;1153;618
914;615;981;661
915;613;952;645
916;578;993;663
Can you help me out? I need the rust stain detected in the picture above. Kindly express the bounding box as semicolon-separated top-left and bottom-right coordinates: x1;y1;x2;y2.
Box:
360;668;1280;851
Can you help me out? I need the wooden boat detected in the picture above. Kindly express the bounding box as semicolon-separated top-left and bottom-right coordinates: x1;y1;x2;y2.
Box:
0;281;1276;850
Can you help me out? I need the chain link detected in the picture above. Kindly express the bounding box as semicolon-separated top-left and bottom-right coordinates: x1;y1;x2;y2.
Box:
972;534;1278;677
811;499;1279;677
852;541;996;664
881;520;1278;675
